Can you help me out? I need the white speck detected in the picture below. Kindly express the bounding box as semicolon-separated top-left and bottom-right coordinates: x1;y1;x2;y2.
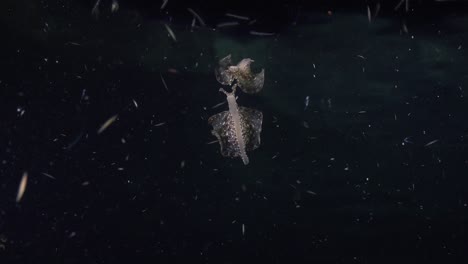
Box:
41;172;56;179
111;0;119;13
16;172;28;203
424;139;439;147
97;115;118;134
161;0;168;9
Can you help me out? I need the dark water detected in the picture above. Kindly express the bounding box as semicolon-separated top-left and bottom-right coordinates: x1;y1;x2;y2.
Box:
1;0;468;263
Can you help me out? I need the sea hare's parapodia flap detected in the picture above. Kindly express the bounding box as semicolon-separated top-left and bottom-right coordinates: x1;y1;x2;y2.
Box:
239;107;262;151
208;107;263;158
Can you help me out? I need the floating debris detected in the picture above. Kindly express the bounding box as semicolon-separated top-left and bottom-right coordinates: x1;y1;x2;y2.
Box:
160;73;169;91
304;96;309;110
249;31;275;36
187;8;206;27
91;0;101;18
402;21;409;34
403;136;414;144
211;101;226;109
160;0;168;10
154;122;166;127
374;3;381;19
216;21;240;28
357;55;366;59
394;0;405;11
97;115;118;134
242;224;245;236
16;172;28;203
164;23;177;42
65;42;81;46
206;140;218;145
190;17;196;31
167;68;179;74
41;172;56;180
424;139;439;147
132;99;138;108
225;13;250;21
358;110;367;114
306;190;317;195
111;0;119;13
367;5;372;23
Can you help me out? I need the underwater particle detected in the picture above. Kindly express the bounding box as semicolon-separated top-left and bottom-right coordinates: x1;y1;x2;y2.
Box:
216;21;240;28
208;85;263;165
187;8;206;27
225;13;250;20
16;172;28;203
97;114;118;134
160;73;169;92
161;0;168;10
164;23;177;42
424;139;439;147
41;172;56;180
211;101;226;109
91;0;101;18
249;31;275;36
111;0;119;13
304;96;309;110
394;0;405;11
367;5;371;23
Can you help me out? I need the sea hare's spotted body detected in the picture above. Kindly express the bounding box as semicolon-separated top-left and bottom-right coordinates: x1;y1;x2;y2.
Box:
215;54;265;94
208;85;262;165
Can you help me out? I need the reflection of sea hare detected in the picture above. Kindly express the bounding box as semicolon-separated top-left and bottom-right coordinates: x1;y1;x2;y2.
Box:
208;85;263;165
215;54;265;94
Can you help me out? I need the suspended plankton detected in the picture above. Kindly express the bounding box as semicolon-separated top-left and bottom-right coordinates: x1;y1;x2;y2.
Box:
208;84;263;165
215;54;265;94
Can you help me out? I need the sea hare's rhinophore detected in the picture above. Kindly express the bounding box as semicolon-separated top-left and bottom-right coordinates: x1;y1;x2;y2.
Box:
208;85;263;165
215;54;265;94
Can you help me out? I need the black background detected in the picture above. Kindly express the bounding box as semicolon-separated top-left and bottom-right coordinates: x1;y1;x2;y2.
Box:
1;0;468;263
